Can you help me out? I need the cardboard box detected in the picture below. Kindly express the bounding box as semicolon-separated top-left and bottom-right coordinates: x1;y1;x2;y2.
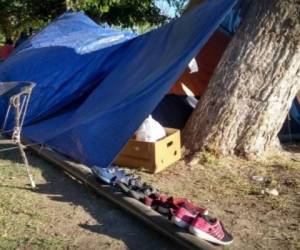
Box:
115;128;181;173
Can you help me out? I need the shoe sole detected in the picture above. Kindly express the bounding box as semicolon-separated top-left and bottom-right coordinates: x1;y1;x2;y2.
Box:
171;215;190;228
189;225;233;245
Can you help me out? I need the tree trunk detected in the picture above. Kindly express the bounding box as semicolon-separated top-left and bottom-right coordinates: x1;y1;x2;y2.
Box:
183;0;300;158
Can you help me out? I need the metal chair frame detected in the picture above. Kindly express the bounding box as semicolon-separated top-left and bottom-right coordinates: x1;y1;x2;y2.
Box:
0;81;36;188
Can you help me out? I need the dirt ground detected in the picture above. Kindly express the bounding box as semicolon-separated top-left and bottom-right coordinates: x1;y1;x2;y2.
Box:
0;144;299;250
137;146;300;250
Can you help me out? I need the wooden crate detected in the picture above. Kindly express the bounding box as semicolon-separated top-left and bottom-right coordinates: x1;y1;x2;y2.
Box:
114;128;181;173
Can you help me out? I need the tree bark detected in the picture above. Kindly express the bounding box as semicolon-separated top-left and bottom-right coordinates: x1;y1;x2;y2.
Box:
183;0;300;158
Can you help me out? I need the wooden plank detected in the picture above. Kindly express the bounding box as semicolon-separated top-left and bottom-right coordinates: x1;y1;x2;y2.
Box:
25;140;217;250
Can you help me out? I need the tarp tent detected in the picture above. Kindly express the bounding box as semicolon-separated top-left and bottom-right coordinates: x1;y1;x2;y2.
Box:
279;98;300;142
0;14;135;124
152;0;244;129
0;0;237;168
152;29;231;129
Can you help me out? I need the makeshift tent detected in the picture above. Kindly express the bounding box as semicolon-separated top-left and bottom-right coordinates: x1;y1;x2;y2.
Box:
0;14;135;124
279;98;300;142
152;1;242;129
0;0;237;168
152;29;231;129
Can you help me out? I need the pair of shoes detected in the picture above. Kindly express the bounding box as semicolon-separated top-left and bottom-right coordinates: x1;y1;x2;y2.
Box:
189;214;233;246
118;173;142;187
116;177;158;200
91;165;127;184
157;197;186;217
171;204;208;228
157;197;207;220
92;165;143;186
144;193;168;209
170;200;233;245
92;165;158;201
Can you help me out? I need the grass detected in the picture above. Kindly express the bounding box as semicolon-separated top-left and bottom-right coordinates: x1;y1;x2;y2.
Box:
0;156;71;250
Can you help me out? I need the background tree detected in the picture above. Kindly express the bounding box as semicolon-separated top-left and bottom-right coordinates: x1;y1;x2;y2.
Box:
0;0;187;40
67;0;168;28
183;0;300;158
0;0;65;39
68;0;188;28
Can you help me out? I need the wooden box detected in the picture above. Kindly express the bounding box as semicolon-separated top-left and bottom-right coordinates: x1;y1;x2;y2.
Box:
114;128;181;173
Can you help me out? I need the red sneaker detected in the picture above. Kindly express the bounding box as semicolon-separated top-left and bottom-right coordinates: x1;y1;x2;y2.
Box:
144;193;168;209
158;197;207;220
157;197;186;216
171;205;208;228
189;215;233;245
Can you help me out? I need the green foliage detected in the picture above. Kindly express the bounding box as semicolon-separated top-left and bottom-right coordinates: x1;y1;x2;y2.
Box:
0;0;65;39
68;0;168;28
0;0;187;40
0;33;4;44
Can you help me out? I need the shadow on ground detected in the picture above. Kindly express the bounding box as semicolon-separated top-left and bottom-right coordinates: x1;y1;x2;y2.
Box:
0;147;179;250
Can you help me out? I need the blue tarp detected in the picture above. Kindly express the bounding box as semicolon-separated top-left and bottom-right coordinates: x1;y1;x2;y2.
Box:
0;13;135;124
0;0;236;167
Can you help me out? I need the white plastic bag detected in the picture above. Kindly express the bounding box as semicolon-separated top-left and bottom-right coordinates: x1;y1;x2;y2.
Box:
135;115;166;142
188;57;199;73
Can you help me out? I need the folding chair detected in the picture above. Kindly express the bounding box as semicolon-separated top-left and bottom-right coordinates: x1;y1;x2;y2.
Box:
0;81;36;188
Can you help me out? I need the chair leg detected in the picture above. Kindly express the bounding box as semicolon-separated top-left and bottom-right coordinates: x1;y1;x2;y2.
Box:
16;141;36;188
12;95;36;189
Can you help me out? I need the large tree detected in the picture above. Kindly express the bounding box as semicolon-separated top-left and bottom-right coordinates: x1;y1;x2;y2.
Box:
183;0;300;158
